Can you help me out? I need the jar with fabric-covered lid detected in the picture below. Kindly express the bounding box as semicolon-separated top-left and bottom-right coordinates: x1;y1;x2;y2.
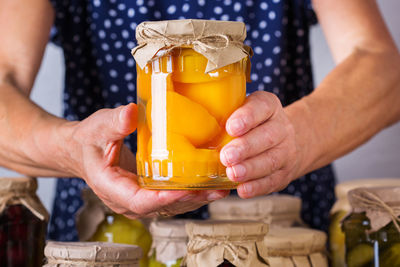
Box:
329;178;400;267
208;194;304;227
184;220;269;267
342;187;400;267
43;241;142;267
131;19;252;190
0;177;48;267
264;227;328;267
75;188;152;267
148;219;192;267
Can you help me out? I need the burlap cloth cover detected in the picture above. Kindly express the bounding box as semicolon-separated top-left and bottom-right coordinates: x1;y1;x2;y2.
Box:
0;177;48;221
331;178;400;214
208;195;303;227
131;19;252;73
348;186;400;233
75;188;114;241
149;219;191;264
264;227;327;267
184;220;269;267
43;241;142;267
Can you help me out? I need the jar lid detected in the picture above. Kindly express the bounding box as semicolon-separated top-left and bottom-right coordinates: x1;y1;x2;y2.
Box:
186;220;268;240
149;220;191;264
331;178;400;214
0;177;48;221
208;195;302;226
0;176;37;193
44;241;142;264
348;186;400;233
264;227;327;256
185;220;269;267
150;219;190;239
132;19;252;73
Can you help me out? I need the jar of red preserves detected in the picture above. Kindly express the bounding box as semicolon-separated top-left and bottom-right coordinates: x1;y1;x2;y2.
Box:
0;177;49;267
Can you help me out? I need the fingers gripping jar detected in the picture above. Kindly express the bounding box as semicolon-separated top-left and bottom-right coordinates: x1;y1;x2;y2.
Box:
131;19;252;190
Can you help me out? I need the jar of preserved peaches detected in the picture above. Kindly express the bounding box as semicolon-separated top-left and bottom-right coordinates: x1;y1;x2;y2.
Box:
209;195;304;227
148;219;192;267
76;188;152;267
184;220;269;267
43;241;142;267
342;187;400;267
131;19;252;190
329;178;400;267
0;177;48;267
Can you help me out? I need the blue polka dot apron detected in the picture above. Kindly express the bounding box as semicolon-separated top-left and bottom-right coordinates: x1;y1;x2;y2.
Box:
48;0;336;241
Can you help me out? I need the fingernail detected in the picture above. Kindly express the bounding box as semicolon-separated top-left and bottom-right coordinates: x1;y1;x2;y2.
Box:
228;118;245;135
223;147;240;165
207;192;223;201
230;164;246;181
242;183;253;196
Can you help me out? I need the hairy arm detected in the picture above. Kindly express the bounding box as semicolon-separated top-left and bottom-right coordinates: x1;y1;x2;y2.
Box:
288;0;400;176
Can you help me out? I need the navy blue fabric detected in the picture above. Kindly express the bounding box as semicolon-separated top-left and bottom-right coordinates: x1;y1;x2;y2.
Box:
47;0;336;241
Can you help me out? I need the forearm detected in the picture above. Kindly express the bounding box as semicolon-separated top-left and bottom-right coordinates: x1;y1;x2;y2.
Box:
0;79;78;177
286;48;400;177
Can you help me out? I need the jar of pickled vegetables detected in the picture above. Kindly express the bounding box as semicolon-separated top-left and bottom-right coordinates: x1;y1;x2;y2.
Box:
76;188;152;267
0;177;48;267
184;220;269;267
342;186;400;267
329;178;400;267
265;227;328;267
148;219;192;267
209;195;304;227
131;19;252;190
43;241;142;266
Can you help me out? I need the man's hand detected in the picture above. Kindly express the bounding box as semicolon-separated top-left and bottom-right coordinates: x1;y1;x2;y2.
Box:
220;91;300;199
68;103;228;219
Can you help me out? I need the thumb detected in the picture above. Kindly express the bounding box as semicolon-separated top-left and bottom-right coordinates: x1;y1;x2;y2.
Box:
94;103;138;142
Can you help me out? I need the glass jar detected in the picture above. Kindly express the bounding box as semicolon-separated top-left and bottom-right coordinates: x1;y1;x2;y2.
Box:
265;227;328;267
132;19;252;190
342;186;400;267
209;194;304;227
43;241;142;266
0;177;48;267
148;220;191;267
185;220;269;267
329;178;400;267
76;188;152;267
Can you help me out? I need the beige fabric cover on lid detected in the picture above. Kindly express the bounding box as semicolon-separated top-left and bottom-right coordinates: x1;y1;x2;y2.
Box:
0;177;48;221
184;220;269;267
43;241;142;267
149;219;190;264
131;19;252;73
348;186;400;233
331;178;400;214
209;195;303;227
75;188;114;241
265;227;328;267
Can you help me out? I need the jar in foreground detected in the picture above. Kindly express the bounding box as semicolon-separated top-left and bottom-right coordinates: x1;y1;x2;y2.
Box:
148;219;192;267
76;188;152;267
208;194;304;227
0;177;48;267
184;220;269;267
131;19;252;190
329;178;400;267
342;187;400;267
43;241;142;267
264;227;328;267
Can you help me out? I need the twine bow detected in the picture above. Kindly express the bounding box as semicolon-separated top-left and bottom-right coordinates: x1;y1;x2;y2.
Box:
352;190;400;232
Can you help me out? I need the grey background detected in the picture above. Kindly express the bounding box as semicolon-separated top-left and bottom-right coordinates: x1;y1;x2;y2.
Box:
1;0;399;213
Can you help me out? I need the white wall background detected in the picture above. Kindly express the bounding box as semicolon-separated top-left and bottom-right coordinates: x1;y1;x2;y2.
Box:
1;0;399;213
